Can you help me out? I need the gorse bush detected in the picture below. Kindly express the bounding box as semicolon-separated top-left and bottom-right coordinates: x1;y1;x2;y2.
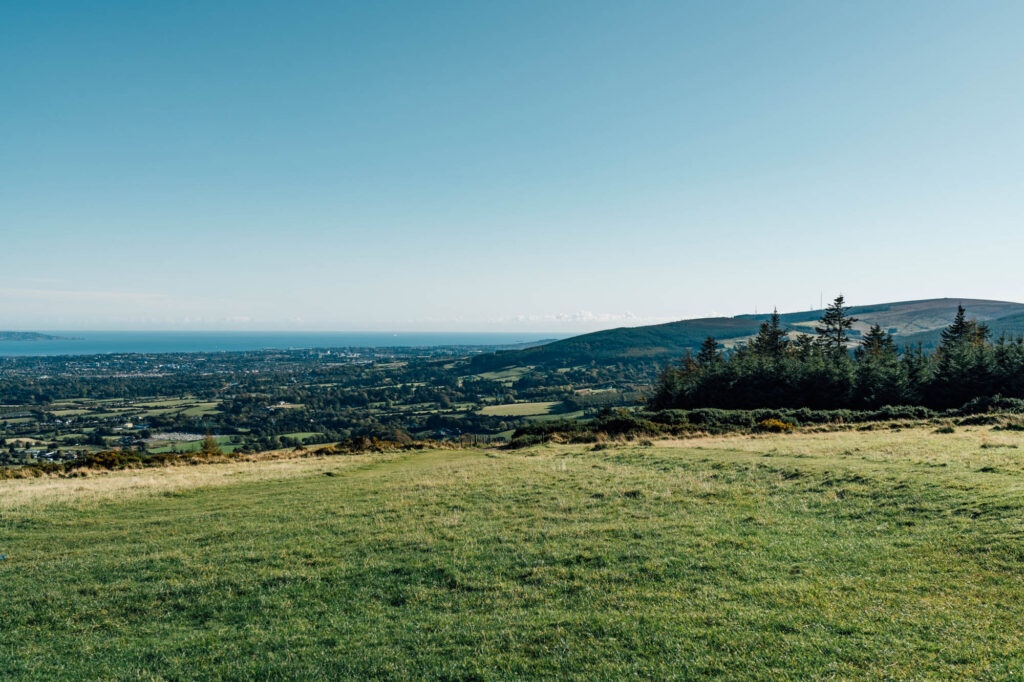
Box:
755;418;795;433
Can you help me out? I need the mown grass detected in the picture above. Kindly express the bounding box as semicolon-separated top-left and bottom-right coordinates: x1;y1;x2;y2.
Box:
478;400;562;417
2;427;1024;679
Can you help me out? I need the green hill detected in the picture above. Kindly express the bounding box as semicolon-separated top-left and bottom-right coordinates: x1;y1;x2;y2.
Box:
472;298;1024;369
896;309;1024;350
470;317;766;370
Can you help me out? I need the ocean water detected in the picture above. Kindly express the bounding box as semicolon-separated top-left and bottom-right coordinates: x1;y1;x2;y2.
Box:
0;331;563;357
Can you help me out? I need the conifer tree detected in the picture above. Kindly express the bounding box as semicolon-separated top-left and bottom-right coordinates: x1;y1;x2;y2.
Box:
751;309;789;359
856;324;896;359
815;295;857;354
791;333;817;361
199;433;223;457
696;336;721;367
940;305;970;348
900;342;930;404
939;305;990;350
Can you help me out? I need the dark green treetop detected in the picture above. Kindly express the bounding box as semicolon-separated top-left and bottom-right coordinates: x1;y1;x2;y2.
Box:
815;295;858;353
939;305;990;350
856;324;896;358
751;309;789;359
696;336;721;367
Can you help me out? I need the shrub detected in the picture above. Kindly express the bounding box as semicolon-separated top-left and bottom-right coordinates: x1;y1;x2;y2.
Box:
959;414;1004;426
67;449;144;471
872;405;937;421
591;409;661;437
646;410;690;426
686;409;755;428
755;418;795;434
956;395;1024;416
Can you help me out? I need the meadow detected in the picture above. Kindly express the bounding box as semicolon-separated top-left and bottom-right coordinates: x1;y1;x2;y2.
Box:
2;425;1024;679
477;400;563;417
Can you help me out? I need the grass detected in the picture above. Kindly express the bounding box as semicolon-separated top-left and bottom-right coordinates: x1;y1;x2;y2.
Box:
478;400;562;417
475;366;533;382
147;435;238;454
49;408;92;417
2;426;1024;678
526;409;585;423
133;399;195;408
280;431;323;443
181;401;221;417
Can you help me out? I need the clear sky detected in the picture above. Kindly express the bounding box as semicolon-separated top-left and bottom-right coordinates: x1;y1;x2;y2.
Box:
3;1;1023;332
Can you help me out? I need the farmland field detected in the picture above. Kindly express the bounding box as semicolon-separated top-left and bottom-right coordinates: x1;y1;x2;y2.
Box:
279;431;324;443
146;435;239;454
3;425;1024;678
478;400;562;417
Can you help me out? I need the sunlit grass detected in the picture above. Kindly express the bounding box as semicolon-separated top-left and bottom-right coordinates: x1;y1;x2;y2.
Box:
2;427;1024;679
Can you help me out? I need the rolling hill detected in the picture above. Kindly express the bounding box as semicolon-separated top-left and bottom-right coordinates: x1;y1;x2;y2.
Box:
471;298;1024;370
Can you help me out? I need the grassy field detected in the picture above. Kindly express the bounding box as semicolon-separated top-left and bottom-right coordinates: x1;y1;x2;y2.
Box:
474;366;533;382
478;400;562;417
280;431;325;443
3;426;1024;678
146;435;239;455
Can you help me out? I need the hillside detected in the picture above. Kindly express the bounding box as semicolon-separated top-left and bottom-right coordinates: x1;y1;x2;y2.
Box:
471;317;766;370
896;310;1024;350
4;427;1024;678
472;298;1024;369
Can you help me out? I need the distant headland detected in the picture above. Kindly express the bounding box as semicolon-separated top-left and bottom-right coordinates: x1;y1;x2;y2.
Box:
0;331;81;342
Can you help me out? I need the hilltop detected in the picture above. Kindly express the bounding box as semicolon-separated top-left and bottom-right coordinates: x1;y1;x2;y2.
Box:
471;298;1024;370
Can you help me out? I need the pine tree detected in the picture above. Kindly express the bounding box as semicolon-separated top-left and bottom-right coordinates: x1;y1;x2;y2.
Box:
199;433;223;457
933;306;993;407
815;295;857;354
791;333;817;360
900;342;930;404
751;309;789;359
939;305;990;350
856;324;895;359
651;364;682;409
940;305;970;348
696;336;721;367
853;325;901;406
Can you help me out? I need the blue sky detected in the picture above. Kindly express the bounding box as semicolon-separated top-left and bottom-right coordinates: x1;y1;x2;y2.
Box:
3;1;1023;331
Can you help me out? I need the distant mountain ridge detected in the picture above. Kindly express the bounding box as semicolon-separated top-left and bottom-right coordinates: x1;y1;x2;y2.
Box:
471;298;1024;370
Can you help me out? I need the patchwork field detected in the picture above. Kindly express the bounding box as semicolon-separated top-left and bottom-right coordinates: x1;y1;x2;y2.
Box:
478;400;562;417
2;426;1024;678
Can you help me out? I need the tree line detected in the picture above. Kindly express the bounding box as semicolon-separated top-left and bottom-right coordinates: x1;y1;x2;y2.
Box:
651;296;1024;410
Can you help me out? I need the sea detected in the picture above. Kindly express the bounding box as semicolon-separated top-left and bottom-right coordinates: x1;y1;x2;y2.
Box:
0;331;564;358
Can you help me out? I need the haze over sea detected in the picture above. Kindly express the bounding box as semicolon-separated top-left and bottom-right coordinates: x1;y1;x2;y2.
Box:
0;332;563;358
